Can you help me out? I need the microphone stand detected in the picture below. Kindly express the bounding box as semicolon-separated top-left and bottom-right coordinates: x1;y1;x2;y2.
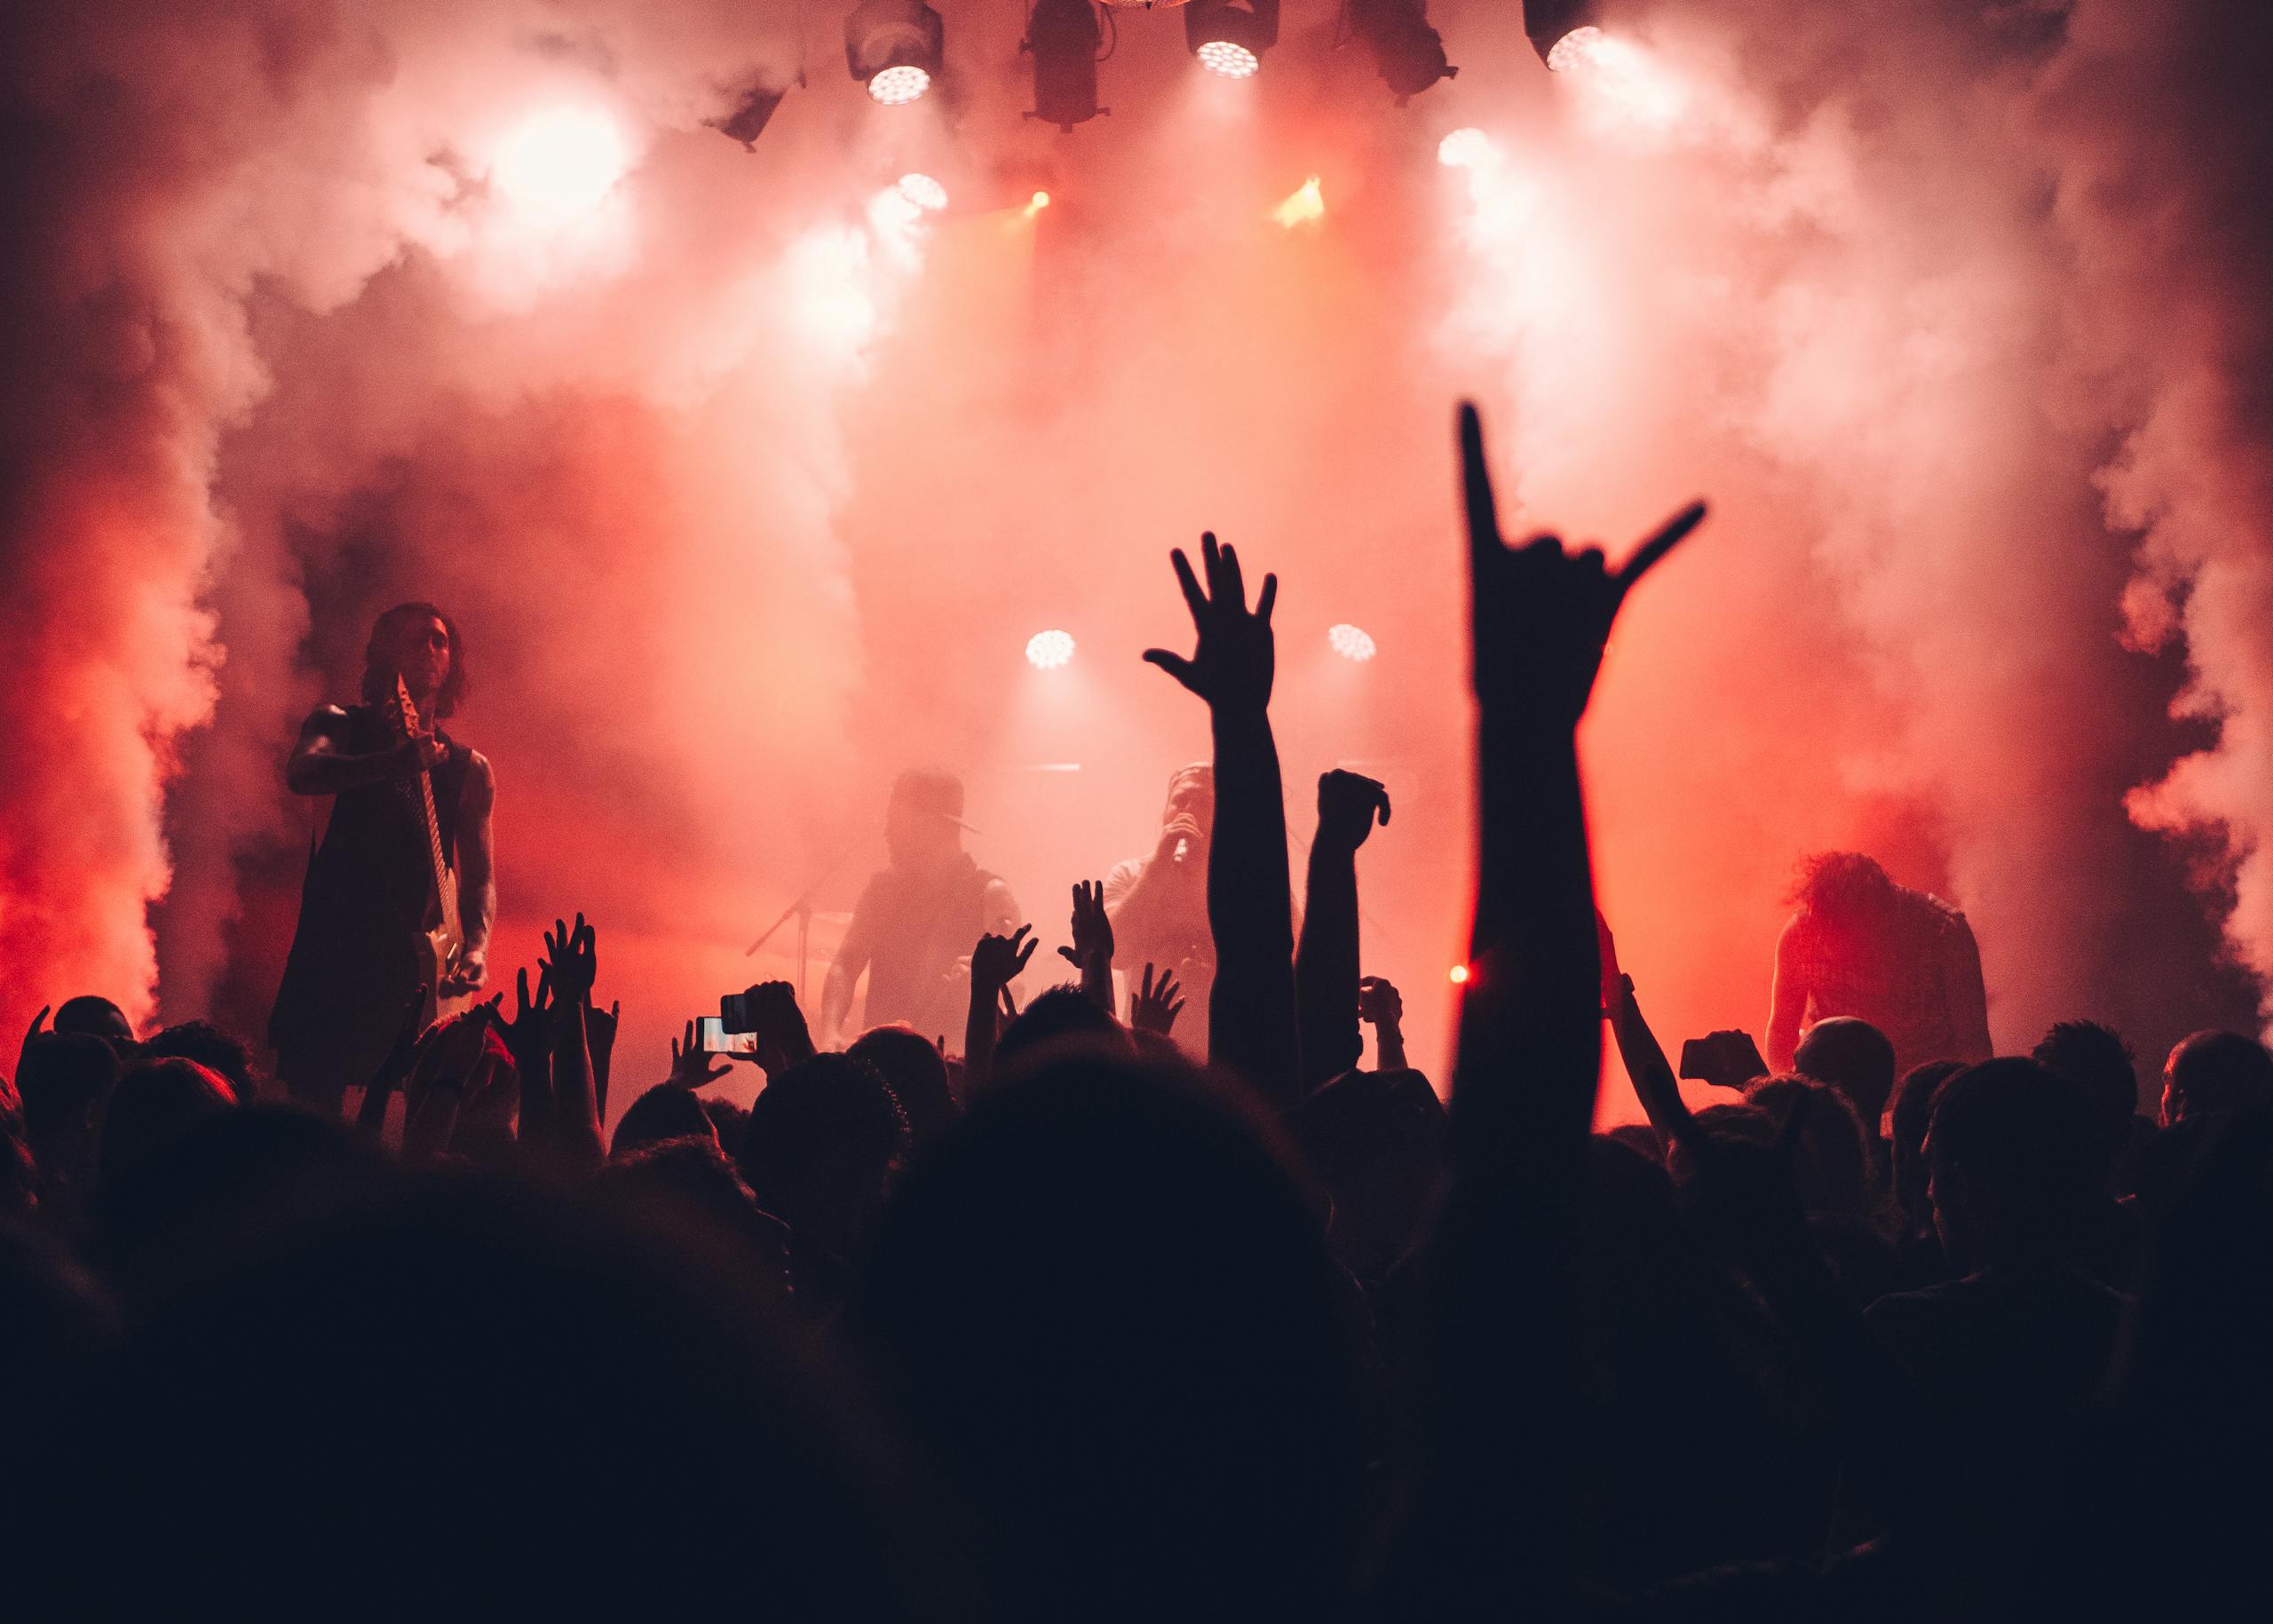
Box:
745;828;873;1003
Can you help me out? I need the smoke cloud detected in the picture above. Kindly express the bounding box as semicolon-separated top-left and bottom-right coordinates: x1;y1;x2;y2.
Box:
2;0;2266;1106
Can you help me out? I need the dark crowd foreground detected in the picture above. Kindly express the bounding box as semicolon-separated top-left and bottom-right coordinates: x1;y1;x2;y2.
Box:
6;407;2271;1621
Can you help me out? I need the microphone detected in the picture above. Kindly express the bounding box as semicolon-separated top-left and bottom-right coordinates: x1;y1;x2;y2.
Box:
1172;837;1190;864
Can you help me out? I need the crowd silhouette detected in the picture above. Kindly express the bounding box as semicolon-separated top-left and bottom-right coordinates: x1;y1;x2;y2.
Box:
5;403;2271;1619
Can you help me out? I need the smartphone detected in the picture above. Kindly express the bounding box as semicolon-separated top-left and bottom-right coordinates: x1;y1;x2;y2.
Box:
1678;1030;1768;1090
694;1016;757;1056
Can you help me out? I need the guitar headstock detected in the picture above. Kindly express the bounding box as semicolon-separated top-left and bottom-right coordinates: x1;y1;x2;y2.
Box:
388;674;425;741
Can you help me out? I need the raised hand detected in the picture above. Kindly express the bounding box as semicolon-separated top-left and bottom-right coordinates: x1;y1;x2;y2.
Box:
1143;531;1279;713
585;998;622;1118
742;981;816;1072
542;914;598;1007
1358;975;1407;1071
670;1018;731;1088
502;965;553;1076
1129;963;1186;1037
1058;880;1115;970
971;923;1038;999
1315;769;1391;854
1460;401;1704;726
1597;909;1626;1018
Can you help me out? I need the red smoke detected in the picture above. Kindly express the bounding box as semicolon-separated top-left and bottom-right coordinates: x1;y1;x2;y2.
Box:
3;1;2266;1116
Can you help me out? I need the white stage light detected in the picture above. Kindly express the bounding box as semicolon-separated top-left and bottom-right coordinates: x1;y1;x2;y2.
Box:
1187;1;1276;78
869;65;932;104
1546;24;1605;72
1196;41;1259;78
1327;623;1377;662
1026;630;1076;669
897;172;949;210
847;1;945;104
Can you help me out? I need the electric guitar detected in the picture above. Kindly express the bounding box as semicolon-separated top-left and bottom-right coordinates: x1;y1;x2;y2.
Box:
387;676;469;1026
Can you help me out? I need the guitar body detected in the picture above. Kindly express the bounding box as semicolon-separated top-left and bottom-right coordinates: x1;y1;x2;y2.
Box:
416;900;471;1028
388;676;472;1028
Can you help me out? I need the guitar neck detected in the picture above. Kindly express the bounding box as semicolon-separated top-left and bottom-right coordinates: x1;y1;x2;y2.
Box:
417;764;459;935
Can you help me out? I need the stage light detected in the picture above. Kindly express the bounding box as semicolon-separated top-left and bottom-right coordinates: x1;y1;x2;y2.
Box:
489;106;630;218
1026;630;1076;669
1186;0;1278;79
1437;127;1490;168
896;172;948;210
1026;0;1110;132
1448;963;1469;985
846;0;944;105
1523;0;1602;69
1546;25;1605;71
1024;189;1051;218
869;65;931;104
1327;622;1376;661
1348;0;1457;102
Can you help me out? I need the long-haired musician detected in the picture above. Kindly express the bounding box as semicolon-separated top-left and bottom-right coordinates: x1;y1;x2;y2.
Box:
267;602;495;1112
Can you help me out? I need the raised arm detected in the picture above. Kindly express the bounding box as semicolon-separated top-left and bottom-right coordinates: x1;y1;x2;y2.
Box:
1389;402;1704;1614
1453;405;1702;1187
1358;976;1406;1070
1058;881;1117;1014
284;704;439;796
1767;915;1808;1072
1608;978;1707;1161
965;925;1035;1093
1296;771;1390;1088
539;914;605;1169
1144;534;1301;1107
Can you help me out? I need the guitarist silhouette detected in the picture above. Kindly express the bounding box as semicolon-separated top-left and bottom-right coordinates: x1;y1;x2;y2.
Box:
269;603;496;1113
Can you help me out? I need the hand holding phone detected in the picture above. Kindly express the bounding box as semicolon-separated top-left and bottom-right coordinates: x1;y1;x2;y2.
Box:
718;982;817;1073
1678;1030;1768;1091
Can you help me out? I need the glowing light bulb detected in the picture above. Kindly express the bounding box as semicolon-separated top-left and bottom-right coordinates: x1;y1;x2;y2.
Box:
1271;174;1326;229
1026;630;1075;669
489;106;630;218
1022;189;1051;219
869;65;932;105
1437;127;1493;170
1196;41;1260;78
1327;623;1376;661
896;172;948;210
1448;963;1470;985
1545;24;1605;72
